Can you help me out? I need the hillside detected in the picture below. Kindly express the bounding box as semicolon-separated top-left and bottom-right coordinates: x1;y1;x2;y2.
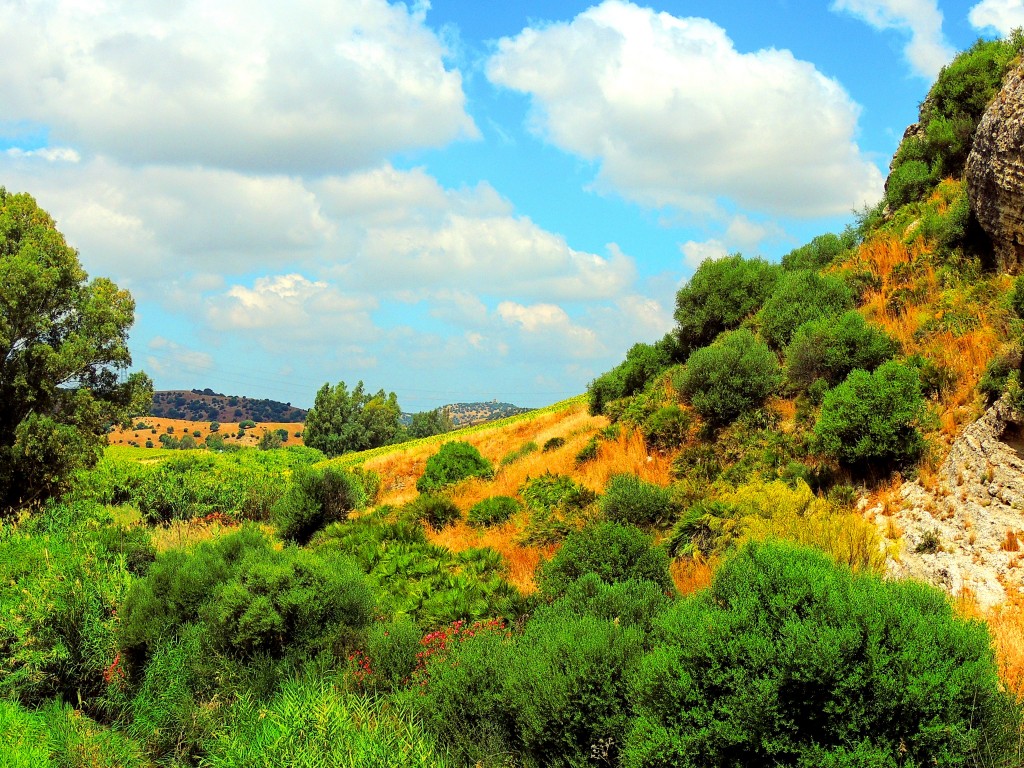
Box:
5;34;1024;768
149;389;308;423
436;401;533;426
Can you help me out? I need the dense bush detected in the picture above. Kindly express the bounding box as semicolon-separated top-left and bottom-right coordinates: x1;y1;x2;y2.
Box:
758;270;854;348
121;526;375;663
0;506;135;709
537;522;674;598
785;310;899;390
362;616;422;691
405;493;461;529
274;465;368;543
599;473;674;527
416;441;493;493
641;405;691;451
532;574;672;636
815;361;926;469
676;329;782;427
622;540;1017;767
886;34;1024;208
467;495;520;527
979;343;1022;403
674;254;781;356
587;338;675;415
781;230;857;271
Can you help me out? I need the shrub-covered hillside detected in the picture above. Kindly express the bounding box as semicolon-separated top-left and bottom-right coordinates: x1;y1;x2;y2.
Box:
4;34;1024;768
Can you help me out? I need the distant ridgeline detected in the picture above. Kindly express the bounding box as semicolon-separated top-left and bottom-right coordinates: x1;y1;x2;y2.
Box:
149;390;309;423
404;401;532;427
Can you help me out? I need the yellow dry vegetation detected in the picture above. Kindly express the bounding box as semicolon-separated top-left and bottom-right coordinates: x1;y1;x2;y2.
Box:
360;400;674;593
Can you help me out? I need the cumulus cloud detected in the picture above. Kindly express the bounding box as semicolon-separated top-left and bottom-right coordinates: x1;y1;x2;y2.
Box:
486;0;884;218
207;274;379;348
832;0;954;78
496;301;604;360
680;239;729;270
0;0;475;173
969;0;1024;35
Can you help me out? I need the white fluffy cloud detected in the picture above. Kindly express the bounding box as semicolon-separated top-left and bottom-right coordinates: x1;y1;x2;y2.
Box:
832;0;954;78
0;0;475;173
969;0;1024;35
496;302;604;360
486;0;883;218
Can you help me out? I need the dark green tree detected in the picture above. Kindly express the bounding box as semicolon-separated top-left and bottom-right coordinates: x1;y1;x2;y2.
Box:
758;269;854;348
676;329;782;428
587;337;675;416
0;189;151;514
815;361;926;469
303;380;401;457
785;310;899;390
406;407;454;439
674;254;780;356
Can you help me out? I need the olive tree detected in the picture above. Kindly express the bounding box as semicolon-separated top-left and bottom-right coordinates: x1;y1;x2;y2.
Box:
303;380;401;457
0;189;151;514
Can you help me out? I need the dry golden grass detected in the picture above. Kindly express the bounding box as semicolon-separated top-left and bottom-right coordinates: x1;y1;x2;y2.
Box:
108;416;305;449
670;557;715;596
957;590;1024;700
362;401;676;594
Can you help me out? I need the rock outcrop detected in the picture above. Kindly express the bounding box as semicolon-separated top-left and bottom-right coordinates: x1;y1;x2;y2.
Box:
966;63;1024;274
877;395;1024;607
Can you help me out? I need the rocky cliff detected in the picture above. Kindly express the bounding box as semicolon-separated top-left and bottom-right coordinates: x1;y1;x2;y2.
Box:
877;395;1024;607
966;62;1024;273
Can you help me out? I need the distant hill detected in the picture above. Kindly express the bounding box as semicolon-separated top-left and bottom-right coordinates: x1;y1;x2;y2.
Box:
149;390;308;423
443;401;532;426
150;391;530;427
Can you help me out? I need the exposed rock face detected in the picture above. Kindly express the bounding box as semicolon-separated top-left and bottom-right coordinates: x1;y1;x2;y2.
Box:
877;395;1024;608
966;63;1024;274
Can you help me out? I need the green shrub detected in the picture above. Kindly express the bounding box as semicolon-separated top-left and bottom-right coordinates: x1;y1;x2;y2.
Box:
641;405;691;451
532;573;671;635
0;518;131;709
405;494;461;529
500;441;538;466
574;436;599;465
1013;275;1024;319
781;230;856;271
677;329;782;428
416;442;493;494
600;473;673;527
758;270;854;348
542;436;565;452
815;361;926;469
886;158;933;208
126;625;219;762
274;465;367;544
521;472;596;515
622;540;1018;768
362;616;422;691
785;310;899;390
121;526;374;662
666;499;742;559
979;344;1022;403
239;419;256;429
587;338;675;415
537;522;673;598
205;677;452;768
467;496;520;528
505;615;644;768
674;254;781;356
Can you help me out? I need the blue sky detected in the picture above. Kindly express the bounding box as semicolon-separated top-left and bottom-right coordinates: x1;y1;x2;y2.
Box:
1;0;1021;411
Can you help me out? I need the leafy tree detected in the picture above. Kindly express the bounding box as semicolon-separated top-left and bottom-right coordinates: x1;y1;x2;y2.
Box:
406;407;454;439
676;329;782;428
588;337;675;415
815;361;926;469
758;269;854;348
623;540;1016;768
0;189;151;514
786;310;899;390
303;380;401;457
416;441;493;493
781;230;857;271
674;254;780;356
